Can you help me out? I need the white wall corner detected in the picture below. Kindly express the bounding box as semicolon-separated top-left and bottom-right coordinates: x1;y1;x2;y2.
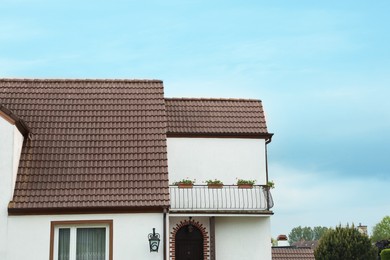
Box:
0;117;24;202
0;117;15;258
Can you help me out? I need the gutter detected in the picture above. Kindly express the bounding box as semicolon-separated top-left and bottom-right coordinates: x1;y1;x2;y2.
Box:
265;133;274;144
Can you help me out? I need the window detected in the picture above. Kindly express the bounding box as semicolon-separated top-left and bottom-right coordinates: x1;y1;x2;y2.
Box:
50;220;113;260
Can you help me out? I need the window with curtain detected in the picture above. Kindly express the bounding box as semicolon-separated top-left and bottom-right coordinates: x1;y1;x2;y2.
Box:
76;228;106;260
53;224;110;260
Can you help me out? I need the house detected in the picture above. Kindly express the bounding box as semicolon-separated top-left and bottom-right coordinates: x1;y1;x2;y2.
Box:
291;240;319;250
0;78;274;260
272;247;315;260
272;235;315;260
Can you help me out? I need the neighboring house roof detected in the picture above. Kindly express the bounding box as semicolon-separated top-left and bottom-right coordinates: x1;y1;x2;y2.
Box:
0;104;30;137
0;79;169;214
291;240;319;249
165;98;272;139
272;247;315;260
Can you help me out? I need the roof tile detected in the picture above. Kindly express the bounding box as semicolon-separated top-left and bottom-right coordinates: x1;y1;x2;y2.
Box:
272;247;315;260
0;79;169;212
165;98;270;136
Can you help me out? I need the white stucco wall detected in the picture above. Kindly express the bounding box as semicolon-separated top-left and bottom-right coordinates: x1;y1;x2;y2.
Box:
0;117;24;259
6;213;165;260
167;138;267;185
215;216;271;260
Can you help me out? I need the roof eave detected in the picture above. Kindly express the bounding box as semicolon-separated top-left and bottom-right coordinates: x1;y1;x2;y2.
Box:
0;105;30;137
167;132;274;140
8;205;170;215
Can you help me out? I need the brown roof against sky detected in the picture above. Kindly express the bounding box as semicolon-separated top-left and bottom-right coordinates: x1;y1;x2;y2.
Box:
165;98;271;138
0;79;169;213
272;247;315;260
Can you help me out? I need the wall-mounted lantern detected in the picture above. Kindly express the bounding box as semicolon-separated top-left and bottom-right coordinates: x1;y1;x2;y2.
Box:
148;228;160;252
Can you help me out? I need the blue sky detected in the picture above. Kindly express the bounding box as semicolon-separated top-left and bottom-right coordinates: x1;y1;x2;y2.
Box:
2;0;390;237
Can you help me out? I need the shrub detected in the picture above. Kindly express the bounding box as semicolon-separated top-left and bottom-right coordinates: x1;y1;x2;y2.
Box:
314;224;377;260
381;249;390;260
376;240;390;257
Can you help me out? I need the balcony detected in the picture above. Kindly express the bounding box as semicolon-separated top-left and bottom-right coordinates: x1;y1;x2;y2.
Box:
169;185;274;214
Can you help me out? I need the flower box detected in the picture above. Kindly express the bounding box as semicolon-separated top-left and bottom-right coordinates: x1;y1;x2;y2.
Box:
205;179;223;188
237;184;253;189
178;183;193;189
207;183;223;189
173;179;195;188
236;179;256;189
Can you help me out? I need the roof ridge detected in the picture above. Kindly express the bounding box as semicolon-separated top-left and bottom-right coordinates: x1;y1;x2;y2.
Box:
165;97;262;102
0;78;163;83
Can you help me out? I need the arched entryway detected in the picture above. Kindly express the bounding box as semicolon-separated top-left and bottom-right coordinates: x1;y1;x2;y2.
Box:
175;224;204;260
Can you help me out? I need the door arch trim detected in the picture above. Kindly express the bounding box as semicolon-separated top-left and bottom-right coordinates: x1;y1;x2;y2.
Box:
170;219;209;260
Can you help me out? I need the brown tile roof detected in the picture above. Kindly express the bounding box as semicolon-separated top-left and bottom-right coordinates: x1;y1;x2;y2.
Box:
0;79;169;213
272;247;315;260
291;240;319;250
165;98;271;138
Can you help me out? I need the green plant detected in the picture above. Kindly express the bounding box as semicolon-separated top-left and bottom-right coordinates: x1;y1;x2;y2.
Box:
372;216;390;242
205;179;223;185
236;179;256;185
381;248;390;260
266;180;275;189
173;178;195;185
314;224;377;260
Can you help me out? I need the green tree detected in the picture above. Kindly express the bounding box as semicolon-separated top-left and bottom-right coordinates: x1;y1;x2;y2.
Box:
288;226;313;245
288;226;329;244
314;224;377;260
313;226;329;240
372;216;390;242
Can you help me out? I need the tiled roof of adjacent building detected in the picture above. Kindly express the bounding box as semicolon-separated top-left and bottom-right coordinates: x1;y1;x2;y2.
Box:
272;247;315;260
0;79;169;213
291;240;319;249
165;98;271;138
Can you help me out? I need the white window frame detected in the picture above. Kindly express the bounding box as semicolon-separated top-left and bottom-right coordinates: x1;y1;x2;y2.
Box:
50;220;113;260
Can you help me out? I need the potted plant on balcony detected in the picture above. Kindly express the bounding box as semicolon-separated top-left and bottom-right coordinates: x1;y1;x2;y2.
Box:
173;178;195;188
265;180;275;190
236;179;256;189
205;179;224;189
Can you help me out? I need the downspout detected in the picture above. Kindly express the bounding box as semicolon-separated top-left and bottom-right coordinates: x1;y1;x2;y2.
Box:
265;134;273;210
163;207;168;260
265;134;273;183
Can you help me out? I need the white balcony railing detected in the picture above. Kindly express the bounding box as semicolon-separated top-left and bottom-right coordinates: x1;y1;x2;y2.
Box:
169;185;273;213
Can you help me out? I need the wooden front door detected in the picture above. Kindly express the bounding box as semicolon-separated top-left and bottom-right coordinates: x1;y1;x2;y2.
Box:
175;225;204;260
